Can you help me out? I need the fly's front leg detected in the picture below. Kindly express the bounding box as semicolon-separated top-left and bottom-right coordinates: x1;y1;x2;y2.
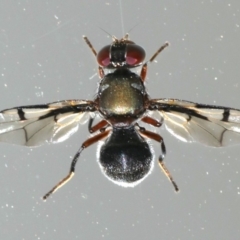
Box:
83;36;105;78
140;42;169;82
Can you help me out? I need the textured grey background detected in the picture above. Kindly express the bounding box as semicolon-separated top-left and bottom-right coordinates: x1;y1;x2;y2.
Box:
0;1;240;240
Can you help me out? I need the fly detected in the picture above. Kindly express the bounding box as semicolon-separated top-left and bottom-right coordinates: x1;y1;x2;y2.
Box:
0;34;240;200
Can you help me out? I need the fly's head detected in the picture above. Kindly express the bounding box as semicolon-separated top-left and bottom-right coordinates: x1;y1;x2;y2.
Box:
97;35;146;69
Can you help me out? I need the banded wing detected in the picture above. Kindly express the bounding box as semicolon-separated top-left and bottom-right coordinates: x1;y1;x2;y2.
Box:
149;99;240;147
0;100;95;146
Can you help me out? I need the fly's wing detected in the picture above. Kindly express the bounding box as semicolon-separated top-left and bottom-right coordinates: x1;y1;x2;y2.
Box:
0;100;95;146
149;98;240;147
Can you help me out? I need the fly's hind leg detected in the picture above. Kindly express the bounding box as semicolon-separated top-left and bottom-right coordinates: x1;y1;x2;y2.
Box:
138;127;179;192
43;129;110;200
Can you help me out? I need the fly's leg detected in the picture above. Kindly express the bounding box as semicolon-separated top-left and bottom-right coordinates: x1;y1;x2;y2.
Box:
83;36;97;56
88;117;109;133
148;42;169;62
138;127;179;192
83;36;105;78
43;130;110;200
141;116;162;128
140;42;169;81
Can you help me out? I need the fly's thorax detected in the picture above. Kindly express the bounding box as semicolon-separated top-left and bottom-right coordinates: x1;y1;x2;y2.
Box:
97;69;148;119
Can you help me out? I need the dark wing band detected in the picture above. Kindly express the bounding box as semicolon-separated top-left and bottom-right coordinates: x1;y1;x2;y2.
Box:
0;100;95;146
149;98;240;147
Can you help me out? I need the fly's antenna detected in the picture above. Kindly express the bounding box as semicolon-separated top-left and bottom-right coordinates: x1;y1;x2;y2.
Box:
126;22;141;35
98;27;118;42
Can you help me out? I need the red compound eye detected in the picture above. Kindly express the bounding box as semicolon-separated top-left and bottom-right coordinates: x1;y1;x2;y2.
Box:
97;45;110;67
126;44;145;66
